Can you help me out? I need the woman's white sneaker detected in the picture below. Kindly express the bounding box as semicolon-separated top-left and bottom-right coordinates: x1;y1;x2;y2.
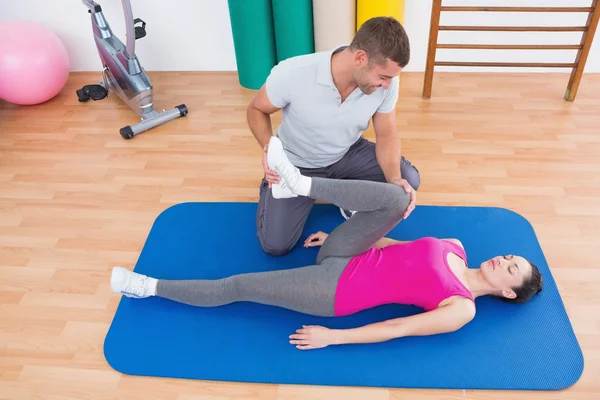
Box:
267;136;311;197
272;180;297;199
111;266;157;298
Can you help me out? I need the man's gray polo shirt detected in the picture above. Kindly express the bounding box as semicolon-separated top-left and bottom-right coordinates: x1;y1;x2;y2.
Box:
265;46;399;169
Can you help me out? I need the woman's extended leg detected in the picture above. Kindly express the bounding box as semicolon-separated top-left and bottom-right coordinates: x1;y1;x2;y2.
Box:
267;137;410;264
110;256;350;317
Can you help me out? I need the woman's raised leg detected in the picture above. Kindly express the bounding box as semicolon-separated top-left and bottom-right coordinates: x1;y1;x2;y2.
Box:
267;136;410;264
311;178;409;263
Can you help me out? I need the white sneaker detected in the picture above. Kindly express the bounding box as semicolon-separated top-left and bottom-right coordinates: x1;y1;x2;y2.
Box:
340;208;356;220
111;266;156;298
272;180;296;199
267;137;302;198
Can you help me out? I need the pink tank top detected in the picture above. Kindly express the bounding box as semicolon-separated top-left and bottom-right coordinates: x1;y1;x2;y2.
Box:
334;237;474;316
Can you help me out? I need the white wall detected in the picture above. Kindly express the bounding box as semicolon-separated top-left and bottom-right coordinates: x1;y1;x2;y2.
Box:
1;0;598;73
0;0;238;71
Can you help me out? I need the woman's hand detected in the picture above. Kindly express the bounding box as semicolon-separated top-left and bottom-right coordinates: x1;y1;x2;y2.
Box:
289;325;337;350
304;231;329;248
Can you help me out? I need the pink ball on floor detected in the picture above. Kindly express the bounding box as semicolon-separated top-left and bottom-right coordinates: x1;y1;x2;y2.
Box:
0;20;70;105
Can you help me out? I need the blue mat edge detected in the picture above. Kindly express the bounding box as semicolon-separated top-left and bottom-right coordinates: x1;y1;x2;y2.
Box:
103;202;585;390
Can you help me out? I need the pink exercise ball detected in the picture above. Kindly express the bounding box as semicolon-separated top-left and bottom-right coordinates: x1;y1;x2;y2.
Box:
0;20;70;105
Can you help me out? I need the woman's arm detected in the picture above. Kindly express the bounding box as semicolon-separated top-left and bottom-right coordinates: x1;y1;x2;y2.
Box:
373;237;462;249
289;298;475;349
373;237;412;249
305;232;411;249
372;237;409;249
333;298;476;345
306;232;462;251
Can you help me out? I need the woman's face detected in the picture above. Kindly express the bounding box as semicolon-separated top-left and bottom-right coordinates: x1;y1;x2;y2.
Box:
480;254;532;299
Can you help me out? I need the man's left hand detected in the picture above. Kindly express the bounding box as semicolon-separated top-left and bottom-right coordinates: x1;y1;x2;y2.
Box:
391;178;416;219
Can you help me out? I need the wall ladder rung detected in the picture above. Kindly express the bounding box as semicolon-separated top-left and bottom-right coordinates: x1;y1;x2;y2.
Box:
422;0;600;101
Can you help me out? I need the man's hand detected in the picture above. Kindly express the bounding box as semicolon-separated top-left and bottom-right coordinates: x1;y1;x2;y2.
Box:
262;144;280;188
289;325;338;350
372;110;414;219
391;178;416;219
247;84;283;188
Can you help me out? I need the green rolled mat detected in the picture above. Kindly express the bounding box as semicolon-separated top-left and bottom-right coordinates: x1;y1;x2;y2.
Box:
227;0;277;89
272;0;315;63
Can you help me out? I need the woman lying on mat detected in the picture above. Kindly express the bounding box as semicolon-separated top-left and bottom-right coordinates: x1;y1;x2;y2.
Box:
110;136;543;350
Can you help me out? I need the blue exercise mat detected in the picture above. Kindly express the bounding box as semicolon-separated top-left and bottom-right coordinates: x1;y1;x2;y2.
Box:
104;203;583;390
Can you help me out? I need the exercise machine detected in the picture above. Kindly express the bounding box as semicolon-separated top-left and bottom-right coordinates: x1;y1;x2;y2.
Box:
77;0;187;139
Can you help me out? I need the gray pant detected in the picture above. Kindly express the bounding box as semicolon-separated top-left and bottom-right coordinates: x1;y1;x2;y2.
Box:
256;136;420;256
156;177;410;316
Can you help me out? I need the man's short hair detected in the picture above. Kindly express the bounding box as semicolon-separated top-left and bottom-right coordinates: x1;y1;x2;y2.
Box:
349;16;410;68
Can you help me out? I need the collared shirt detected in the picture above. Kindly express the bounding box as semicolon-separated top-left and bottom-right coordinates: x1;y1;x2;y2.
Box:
265;46;399;168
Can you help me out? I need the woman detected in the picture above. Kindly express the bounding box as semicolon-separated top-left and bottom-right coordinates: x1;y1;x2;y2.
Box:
111;137;543;350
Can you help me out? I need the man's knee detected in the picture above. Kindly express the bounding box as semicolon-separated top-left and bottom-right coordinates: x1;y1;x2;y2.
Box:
256;199;300;256
401;158;421;191
256;178;313;256
257;228;296;256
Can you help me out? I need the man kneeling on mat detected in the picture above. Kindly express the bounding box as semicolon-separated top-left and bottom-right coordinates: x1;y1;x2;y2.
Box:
110;137;543;350
247;16;420;257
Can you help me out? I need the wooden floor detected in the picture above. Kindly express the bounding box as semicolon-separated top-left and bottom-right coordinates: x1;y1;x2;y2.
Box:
1;71;599;399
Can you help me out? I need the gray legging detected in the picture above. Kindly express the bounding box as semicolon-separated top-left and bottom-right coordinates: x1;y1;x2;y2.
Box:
156;177;410;316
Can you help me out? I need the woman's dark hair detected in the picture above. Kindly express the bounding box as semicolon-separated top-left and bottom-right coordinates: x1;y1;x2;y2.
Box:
496;260;543;304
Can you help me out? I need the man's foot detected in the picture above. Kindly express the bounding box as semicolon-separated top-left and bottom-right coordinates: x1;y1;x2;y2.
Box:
267;137;311;198
111;266;157;298
340;208;356;220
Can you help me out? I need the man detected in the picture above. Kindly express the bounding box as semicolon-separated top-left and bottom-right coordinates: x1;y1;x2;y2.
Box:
246;16;420;256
